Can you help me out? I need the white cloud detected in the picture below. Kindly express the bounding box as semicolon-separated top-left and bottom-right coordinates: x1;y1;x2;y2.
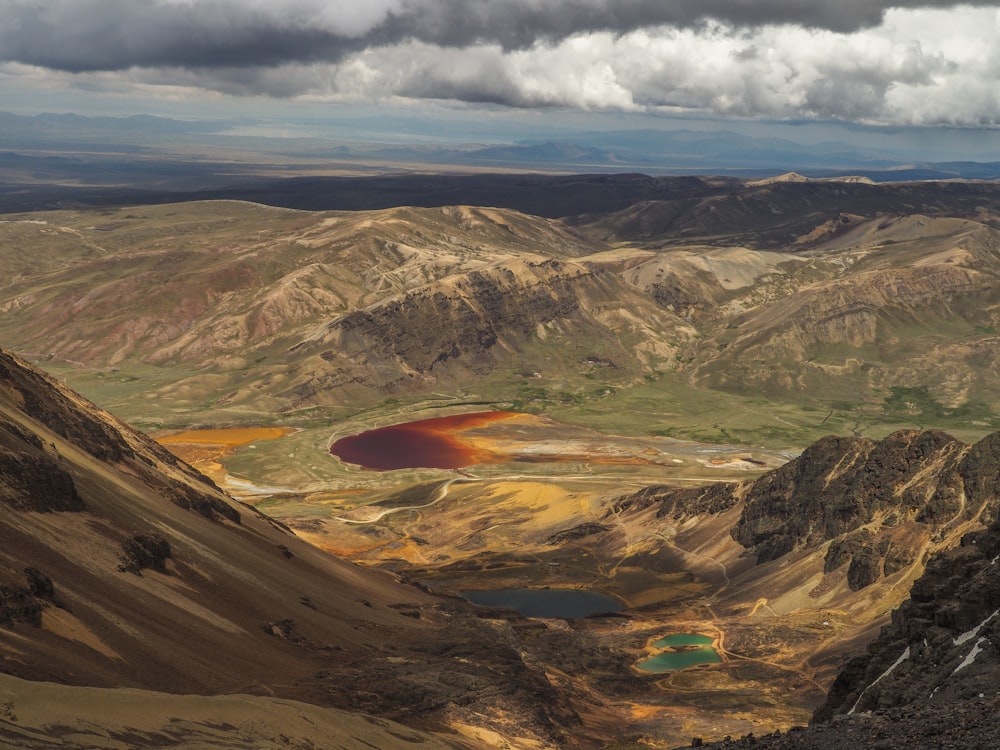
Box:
3;4;1000;127
314;7;1000;126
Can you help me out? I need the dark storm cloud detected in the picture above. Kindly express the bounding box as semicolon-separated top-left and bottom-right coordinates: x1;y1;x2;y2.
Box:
378;0;887;49
0;1;370;71
0;0;995;73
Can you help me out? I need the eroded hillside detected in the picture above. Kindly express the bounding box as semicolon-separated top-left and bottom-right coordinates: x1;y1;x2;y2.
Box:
678;438;1000;750
3;187;1000;447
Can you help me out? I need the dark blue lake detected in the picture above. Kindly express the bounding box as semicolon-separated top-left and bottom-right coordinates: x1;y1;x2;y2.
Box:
459;588;623;619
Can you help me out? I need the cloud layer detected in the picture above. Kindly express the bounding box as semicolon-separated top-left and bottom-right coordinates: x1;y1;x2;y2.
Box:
2;1;1000;126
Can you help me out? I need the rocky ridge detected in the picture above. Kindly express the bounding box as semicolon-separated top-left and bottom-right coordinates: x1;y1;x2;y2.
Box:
573;179;1000;249
674;524;1000;750
610;429;996;600
283;256;687;406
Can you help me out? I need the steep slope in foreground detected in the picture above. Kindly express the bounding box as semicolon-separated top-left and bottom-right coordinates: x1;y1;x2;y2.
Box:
0;347;576;748
0;673;455;750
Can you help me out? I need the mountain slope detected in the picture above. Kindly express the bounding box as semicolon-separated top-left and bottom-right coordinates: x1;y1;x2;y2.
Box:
601;430;1000;683
0;348;431;692
280;255;688;407
0;202;603;366
578;211;1000;436
572;179;1000;249
685;215;1000;402
1;201;682;420
818;437;1000;721
0;673;456;750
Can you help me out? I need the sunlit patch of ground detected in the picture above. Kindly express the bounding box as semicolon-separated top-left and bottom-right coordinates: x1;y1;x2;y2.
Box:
41;609;121;661
157;427;295;445
478;480;593;527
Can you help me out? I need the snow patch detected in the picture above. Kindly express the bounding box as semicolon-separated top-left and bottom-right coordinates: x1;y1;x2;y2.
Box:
848;646;910;714
952;636;988;675
954;607;1000;646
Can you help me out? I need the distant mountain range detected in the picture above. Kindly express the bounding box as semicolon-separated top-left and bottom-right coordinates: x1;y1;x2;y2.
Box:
2;110;1000;188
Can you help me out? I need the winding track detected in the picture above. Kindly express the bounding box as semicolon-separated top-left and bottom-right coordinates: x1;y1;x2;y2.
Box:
331;476;471;524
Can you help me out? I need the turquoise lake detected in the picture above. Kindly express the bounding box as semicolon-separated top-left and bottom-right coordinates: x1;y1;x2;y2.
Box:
636;645;722;672
636;633;722;673
652;633;715;648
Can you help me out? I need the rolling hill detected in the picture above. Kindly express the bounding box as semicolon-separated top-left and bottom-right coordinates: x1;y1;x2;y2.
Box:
3;182;1000;449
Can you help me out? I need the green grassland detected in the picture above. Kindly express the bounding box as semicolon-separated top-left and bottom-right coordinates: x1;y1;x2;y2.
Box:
98;353;993;500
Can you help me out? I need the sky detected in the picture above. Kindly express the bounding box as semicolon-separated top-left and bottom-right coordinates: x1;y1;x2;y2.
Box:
2;1;1000;157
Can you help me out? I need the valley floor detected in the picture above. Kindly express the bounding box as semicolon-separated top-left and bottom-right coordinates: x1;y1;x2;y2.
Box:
153;415;892;748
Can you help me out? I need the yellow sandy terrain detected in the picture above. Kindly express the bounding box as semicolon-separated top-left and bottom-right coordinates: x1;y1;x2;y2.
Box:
0;673;458;750
155;427;295;485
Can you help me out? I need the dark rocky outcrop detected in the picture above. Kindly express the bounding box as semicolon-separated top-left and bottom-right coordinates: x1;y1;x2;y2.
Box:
818;524;1000;722
0;350;220;498
0;353;135;465
682;697;1000;750
118;534;172;575
732;430;967;563
294;259;597;380
23;567;54;600
546;522;612;543
1;349;237;523
281;256;668;405
609;481;742;518
957;431;1000;527
0;418;44;450
0;569;56;628
0;585;43;628
0;448;86;512
698;522;1000;748
614;429;997;598
679;430;1000;750
166;483;241;524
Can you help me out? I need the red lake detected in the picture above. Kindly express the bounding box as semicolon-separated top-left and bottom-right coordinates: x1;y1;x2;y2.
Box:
328;410;771;473
329;411;521;471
